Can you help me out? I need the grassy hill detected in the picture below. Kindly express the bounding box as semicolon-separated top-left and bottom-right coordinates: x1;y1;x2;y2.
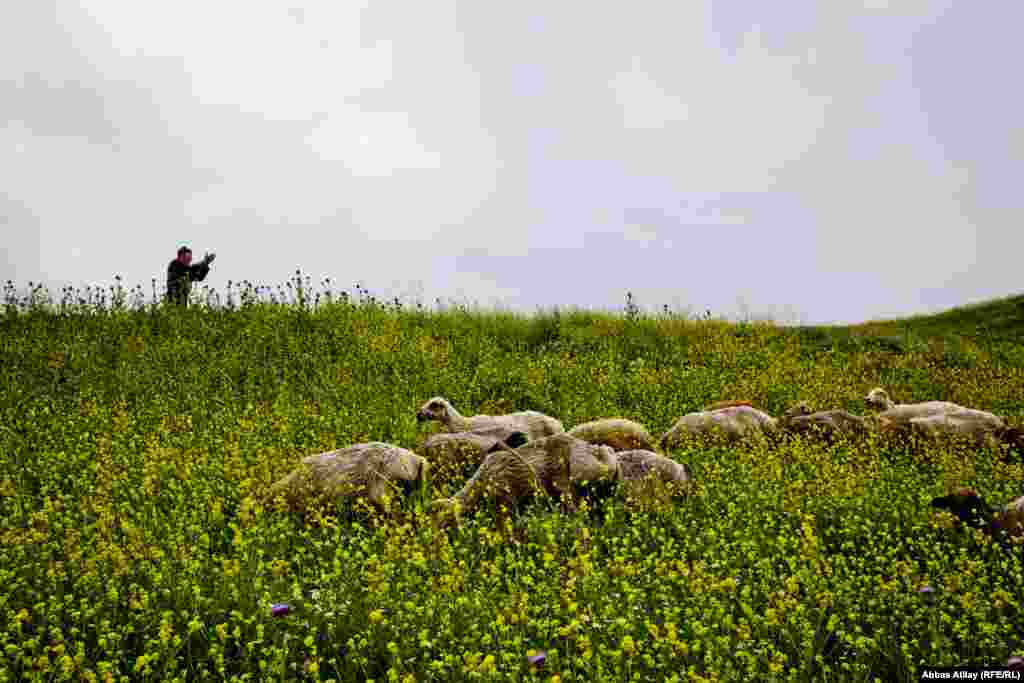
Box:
1;282;1022;682
818;292;1024;346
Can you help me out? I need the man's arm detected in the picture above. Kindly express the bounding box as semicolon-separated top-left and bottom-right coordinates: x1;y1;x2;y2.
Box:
188;260;211;282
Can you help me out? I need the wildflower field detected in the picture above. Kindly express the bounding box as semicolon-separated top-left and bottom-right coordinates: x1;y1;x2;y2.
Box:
2;277;1023;682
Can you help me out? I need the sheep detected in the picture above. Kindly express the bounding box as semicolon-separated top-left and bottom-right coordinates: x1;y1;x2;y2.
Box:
930;488;1024;540
886;410;1010;449
429;433;619;528
421;429;530;457
416;396;564;441
864;387;1000;423
777;402;875;443
419;430;530;488
567;418;657;452
863;387;1013;450
660;405;778;449
615;450;693;509
264;442;429;517
616;450;691;486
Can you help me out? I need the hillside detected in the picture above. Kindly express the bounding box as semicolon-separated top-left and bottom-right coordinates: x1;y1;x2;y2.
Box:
854;292;1024;339
1;284;1022;681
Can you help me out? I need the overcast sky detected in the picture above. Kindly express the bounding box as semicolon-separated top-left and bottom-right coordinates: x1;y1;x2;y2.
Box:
2;2;1021;324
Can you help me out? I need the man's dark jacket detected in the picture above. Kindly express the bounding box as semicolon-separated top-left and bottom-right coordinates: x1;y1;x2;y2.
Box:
166;259;210;305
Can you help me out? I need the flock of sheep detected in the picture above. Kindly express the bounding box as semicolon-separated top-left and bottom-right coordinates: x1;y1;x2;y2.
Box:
263;388;1024;538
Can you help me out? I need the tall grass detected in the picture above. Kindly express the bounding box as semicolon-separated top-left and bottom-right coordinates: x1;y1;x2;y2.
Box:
1;274;1022;682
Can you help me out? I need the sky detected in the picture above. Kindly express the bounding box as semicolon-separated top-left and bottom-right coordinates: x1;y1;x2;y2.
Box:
1;1;1021;325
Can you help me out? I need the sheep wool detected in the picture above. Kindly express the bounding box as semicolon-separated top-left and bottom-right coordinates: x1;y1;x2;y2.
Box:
660;405;778;449
616;450;691;486
416;396;564;441
430;433;618;527
892;410;1007;448
865;387;987;421
567;418;657;452
265;442;428;515
420;431;530;488
781;408;873;442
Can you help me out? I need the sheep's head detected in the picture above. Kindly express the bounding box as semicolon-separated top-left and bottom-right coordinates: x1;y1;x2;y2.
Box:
416;397;452;424
864;387;891;410
930;488;994;530
998;426;1024;453
783;401;813;420
486;431;529;453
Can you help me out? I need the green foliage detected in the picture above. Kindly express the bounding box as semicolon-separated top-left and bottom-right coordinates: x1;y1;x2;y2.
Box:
1;277;1023;681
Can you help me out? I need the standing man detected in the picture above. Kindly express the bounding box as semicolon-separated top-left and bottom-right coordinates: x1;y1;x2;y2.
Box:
166;245;216;306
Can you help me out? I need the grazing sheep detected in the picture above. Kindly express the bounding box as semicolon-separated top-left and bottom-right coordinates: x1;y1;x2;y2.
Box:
429;433;619;528
416;396;564;441
660;405;778;449
778;402;874;443
888;410;1008;448
865;387;995;421
420;430;530;486
615;450;693;507
264;442;429;516
421;429;530;458
865;388;1010;451
930;488;1024;540
568;418;657;452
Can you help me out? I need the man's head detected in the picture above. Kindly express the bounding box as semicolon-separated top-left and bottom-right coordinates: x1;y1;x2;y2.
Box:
176;246;193;265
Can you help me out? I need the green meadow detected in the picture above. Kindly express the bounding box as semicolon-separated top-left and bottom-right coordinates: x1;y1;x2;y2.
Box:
2;275;1022;682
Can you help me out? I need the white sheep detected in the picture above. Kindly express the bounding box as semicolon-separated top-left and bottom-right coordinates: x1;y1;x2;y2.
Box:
429;433;618;527
264;442;428;515
416;396;564;441
419;430;530;487
864;387;995;421
660;405;778;449
865;387;1007;446
615;450;693;507
616;450;691;485
421;430;530;460
887;410;1009;448
567;418;657;452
